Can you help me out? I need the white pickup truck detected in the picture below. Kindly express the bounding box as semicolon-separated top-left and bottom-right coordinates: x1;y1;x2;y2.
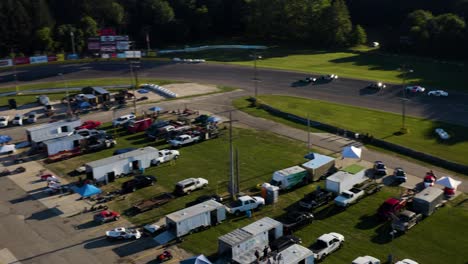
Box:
151;149;180;166
334;187;365;207
311;232;345;261
168;134;201;148
225;195;265;216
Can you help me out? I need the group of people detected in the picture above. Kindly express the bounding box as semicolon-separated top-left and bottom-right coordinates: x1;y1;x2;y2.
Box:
254;246;283;264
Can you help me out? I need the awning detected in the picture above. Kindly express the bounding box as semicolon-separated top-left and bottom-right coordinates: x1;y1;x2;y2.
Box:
71;184;102;197
342;146;362;159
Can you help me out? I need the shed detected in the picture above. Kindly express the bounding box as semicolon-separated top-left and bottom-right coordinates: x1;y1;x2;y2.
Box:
43;134;84;156
81;86;111;103
412;187;444;216
277;244;314;264
85;146;159;183
26;119;82;145
301;153;336;181
218;217;283;264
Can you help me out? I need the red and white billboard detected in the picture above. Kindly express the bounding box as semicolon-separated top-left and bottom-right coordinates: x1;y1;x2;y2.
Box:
47;55;58;62
14;57;30;65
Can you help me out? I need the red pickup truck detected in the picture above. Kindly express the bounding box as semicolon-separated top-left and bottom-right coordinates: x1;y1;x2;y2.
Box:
377;197;407;220
127;118;152;134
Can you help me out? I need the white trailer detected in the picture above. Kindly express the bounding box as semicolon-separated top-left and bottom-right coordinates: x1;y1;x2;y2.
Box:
218;217;283;264
154;200;226;244
26;119;82;145
326;170;368;194
279;244;315;264
301;153;336;181
43;134;84;156
85;146;159;183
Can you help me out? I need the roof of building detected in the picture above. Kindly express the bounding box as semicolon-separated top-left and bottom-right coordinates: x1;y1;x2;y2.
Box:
414;186;444;202
327;169;366;182
278;244;314;262
90;87;109;94
86;146;158;168
302;153;335;169
166;200;223;222
219;217;282;246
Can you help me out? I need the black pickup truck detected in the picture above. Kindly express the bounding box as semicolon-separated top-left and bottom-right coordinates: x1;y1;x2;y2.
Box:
299;189;334;210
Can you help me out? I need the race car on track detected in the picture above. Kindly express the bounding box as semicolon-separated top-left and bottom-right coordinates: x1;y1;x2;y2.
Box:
105;227;142;240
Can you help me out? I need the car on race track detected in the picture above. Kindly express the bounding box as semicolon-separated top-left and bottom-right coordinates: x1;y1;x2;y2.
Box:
368;82;386;89
320;74;338;81
12;114;23;126
435;128;450;140
27;112;38;123
428;90;448;97
112;114;136;127
405;86;425;93
299;77;317;83
106;227;142;240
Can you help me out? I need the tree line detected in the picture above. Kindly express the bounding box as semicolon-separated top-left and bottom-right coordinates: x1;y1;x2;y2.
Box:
1;0;467;58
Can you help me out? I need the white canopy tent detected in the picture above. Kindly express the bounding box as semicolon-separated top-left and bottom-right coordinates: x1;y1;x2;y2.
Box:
436;176;461;189
342;146;362;159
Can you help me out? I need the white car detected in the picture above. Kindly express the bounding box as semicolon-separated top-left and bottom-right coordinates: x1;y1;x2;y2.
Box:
368;82;386;89
12;114;23;126
27;112;38;123
151;149;180;166
435;128;450;140
321;74;338;80
105;227;141;240
428;90;448;97
112;114;136;127
0;116;9;127
405;86;425;93
74;129;105;138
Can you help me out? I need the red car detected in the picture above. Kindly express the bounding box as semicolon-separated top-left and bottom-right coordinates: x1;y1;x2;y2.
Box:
76;120;102;130
423;171;437;188
94;210;120;224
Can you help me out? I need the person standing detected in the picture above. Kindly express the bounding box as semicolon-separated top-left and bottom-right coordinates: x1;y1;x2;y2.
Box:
254;249;260;263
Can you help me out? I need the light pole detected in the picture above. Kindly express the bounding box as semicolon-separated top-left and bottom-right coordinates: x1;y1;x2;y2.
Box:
399;66;413;133
58;73;72;118
388;229;397;263
129;62;140;116
250;53;262;98
70;32;76;55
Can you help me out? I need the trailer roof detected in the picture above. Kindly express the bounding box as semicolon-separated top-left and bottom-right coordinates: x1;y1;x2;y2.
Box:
43;134;84;145
302;153;335;169
219;217;282;246
275;166;306;177
414;187;444;202
327;169;366;182
90;87;109;94
279;244;313;262
26;119;81;133
86;146;158;168
166;200;223;222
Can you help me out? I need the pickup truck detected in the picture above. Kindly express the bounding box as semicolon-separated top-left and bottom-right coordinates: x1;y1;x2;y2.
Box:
151;149;180;166
299;189;334;210
391;210;423;232
377;197;408;220
168;134;200;148
225;195;265;216
334;187;365;207
311;232;345;261
131;193;175;214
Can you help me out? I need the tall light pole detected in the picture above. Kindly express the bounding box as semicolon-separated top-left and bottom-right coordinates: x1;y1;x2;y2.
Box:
70;32;76;55
250;53;262;98
399;66;413;133
388;229;397;263
59;73;72;118
129;62;140;116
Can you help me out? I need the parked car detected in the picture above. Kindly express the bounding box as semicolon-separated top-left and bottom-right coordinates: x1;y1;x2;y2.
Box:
151;149;180;166
334;187;365;207
391;210;423;232
270;235;302;252
299;189;334;210
405;86;425;93
311;232;345;261
393;168;407;183
12;114;23;126
122;175;157;193
174;177;208;195
377;197;407;220
423;171;437;188
27;112;38;123
428;90;448;97
435;128;450;140
94;210;120;224
0;116;9;127
74;129;105;138
112;114;136;127
76;120;102;130
106;227;141;240
282;211;314;232
368;82;386;89
373;161;387;176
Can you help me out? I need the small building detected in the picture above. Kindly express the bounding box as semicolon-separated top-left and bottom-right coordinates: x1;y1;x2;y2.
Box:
276;244;314;264
26;119;82;146
218;217;283;264
81;86;111;103
301;153;336;181
43;134;84;156
85;146;159;183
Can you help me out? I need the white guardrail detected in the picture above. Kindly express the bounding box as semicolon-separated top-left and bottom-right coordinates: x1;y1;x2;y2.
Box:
140;83;177;98
158;45;268;54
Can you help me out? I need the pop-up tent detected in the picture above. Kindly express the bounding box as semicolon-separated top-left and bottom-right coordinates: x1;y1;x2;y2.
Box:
342;146;362;159
180;255;212;264
436;176;461;189
71;184;102;198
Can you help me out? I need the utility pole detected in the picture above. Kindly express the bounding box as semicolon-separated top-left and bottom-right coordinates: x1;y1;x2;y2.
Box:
70;32;76;55
399;66;413;132
307;115;311;151
229;110;235;199
59;73;72;118
235;148;240;195
251;53;262;98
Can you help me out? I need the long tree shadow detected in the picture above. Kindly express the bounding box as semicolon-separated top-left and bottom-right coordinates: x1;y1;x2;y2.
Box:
355;214;383;230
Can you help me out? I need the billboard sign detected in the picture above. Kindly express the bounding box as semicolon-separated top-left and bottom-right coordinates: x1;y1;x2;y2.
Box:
115;35;129;41
100;36;116;42
88;42;100;50
116;41;130;50
0;59;13;67
117;53;126;58
125;50;142;58
101;54;110;59
14;57;30;65
99;28;116;36
47;55;57;62
101;45;116;52
30;56;48;64
57;54;65;62
67;54;79;60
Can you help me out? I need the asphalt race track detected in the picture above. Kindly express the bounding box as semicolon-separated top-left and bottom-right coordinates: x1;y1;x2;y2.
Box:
1;61;468;126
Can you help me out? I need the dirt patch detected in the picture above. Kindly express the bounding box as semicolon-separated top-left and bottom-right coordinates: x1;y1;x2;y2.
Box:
163;83;219;97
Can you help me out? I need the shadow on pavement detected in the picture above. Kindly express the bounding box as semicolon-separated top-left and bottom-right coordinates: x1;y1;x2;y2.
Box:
112;237;159;257
26;207;63;221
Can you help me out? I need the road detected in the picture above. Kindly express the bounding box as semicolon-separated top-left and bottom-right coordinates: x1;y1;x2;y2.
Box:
1;61;468;126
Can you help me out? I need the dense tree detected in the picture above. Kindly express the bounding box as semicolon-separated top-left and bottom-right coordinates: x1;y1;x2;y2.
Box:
351;25;367;45
35;27;55;52
322;0;353;46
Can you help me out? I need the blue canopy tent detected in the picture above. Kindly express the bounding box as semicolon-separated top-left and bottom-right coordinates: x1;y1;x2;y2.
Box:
71;184;102;198
148;106;163;112
180;255;212;264
0;135;12;144
304;152;315;160
78;101;91;109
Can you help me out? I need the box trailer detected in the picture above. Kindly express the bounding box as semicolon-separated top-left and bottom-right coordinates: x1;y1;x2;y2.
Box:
218;217;283;264
279;244;315;264
271;166;309;190
85;146;159;183
127;118;152;134
154;200;226;244
43;134;84;156
412;187;445;216
26;119;82;145
326;170;368;194
301;153;336;181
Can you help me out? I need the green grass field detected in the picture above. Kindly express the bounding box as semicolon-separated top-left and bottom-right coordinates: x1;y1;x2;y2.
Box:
159;47;468;91
44;124;468;264
233;96;468;165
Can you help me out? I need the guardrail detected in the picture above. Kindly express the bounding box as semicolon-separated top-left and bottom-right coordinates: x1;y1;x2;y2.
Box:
140;83;177;98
